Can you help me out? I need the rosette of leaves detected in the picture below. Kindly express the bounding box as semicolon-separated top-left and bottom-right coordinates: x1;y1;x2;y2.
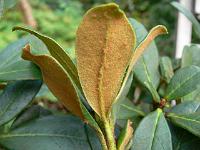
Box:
0;3;169;150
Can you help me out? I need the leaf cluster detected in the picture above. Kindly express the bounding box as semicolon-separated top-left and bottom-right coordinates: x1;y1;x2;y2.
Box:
0;2;199;150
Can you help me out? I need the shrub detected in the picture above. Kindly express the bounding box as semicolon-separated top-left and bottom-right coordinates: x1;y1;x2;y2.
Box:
0;2;199;150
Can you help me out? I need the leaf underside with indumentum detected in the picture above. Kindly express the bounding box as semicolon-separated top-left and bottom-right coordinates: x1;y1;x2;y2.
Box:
76;3;136;117
22;45;84;119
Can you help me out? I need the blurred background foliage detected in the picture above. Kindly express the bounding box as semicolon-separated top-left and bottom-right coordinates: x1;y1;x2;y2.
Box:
0;0;176;58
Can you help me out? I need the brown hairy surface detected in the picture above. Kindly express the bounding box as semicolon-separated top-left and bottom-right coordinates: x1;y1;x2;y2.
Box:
22;45;84;119
116;25;168;101
76;3;136;117
117;120;133;150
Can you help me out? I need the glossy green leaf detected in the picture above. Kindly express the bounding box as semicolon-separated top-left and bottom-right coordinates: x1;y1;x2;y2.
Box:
170;100;200;114
129;18;161;102
143;81;160;103
165;66;200;100
116;21;167;103
132;109;172;150
11;105;52;129
171;1;200;39
0;80;42;126
0;37;41;81
84;125;102;150
181;45;200;101
169;123;200;150
12;27;81;91
0;115;101;150
130;18;161;87
182;45;200;67
116;99;145;120
160;56;174;83
168;112;200;137
182;85;200;102
112;73;133;121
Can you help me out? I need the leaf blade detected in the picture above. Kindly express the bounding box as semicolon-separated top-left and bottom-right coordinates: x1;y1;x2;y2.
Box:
0;37;41;82
22;45;84;119
169;123;200;150
168;112;200;137
12;27;81;91
170;100;200;114
0;115;101;150
165;65;200;100
117;18;167;103
131;109;172;150
160;56;174;83
76;3;136;116
0;80;42;126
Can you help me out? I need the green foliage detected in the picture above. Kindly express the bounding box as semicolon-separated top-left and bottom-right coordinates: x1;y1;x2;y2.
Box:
168;112;200;137
165;66;200;100
132;109;172;150
129;18;161;103
170;123;200;150
31;0;83;52
168;101;200;138
0;114;101;150
0;2;200;150
0;80;42;126
181;45;200;102
160;56;174;83
3;0;19;9
182;45;200;67
13;26;81;91
116;99;145;120
0;36;41;81
0;0;83;59
130;18;160;89
171;1;200;39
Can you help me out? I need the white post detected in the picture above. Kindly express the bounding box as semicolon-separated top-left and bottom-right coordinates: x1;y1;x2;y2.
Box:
175;0;193;58
195;0;200;14
195;0;200;19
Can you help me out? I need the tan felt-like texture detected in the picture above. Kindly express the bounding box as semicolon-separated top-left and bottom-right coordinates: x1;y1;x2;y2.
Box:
76;3;136;117
22;45;84;119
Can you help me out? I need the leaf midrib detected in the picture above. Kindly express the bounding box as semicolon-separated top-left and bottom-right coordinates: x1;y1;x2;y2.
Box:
168;113;200;124
149;110;161;150
121;104;145;116
142;56;152;85
166;70;200;100
0;133;86;140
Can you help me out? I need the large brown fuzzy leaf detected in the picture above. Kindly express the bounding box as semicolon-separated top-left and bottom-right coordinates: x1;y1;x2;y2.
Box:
22;45;84;119
76;3;136;117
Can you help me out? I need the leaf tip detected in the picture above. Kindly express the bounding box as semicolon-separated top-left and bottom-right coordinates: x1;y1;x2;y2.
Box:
157;108;163;113
12;26;18;32
159;25;168;34
151;25;168;36
22;44;32;60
